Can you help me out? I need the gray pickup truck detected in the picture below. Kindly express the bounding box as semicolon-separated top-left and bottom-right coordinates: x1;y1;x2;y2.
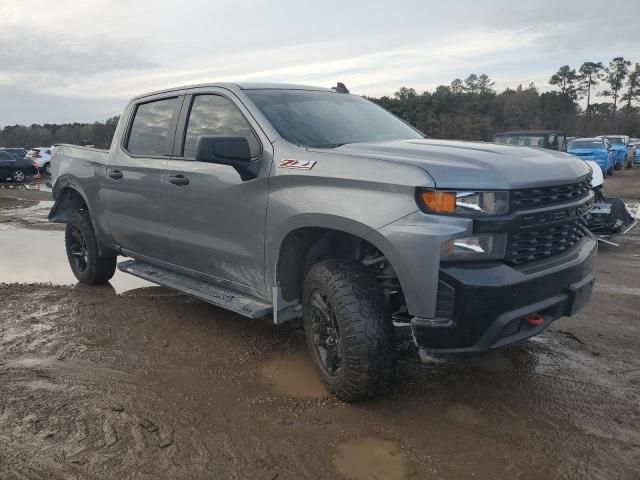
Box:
49;82;597;401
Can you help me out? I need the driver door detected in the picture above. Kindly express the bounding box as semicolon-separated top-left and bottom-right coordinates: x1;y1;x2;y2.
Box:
164;89;272;299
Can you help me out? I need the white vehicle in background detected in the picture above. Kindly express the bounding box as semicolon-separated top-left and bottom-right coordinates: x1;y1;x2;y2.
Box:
26;147;52;175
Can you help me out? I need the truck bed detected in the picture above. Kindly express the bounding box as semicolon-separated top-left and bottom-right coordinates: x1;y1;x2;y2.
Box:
51;144;109;183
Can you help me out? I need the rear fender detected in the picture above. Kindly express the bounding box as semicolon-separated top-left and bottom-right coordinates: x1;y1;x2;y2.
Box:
49;180;118;257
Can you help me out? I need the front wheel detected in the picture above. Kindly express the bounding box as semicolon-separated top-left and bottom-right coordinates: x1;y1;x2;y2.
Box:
302;259;396;402
12;168;26;183
65;210;116;285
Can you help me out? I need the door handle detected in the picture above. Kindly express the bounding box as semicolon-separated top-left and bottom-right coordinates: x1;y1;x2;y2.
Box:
168;175;190;186
108;170;123;180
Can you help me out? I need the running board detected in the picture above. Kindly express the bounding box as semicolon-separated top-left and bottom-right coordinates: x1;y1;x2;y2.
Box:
117;260;272;319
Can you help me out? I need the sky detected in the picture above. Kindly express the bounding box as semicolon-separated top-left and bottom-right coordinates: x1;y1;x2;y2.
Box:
1;0;638;126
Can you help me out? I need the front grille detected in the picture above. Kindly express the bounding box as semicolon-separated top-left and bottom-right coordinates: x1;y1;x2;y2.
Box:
506;216;590;265
510;177;592;211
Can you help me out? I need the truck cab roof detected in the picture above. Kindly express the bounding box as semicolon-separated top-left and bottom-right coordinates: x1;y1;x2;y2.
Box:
131;82;334;102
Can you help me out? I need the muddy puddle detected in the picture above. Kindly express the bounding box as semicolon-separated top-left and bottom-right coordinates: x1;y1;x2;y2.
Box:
0;227;153;293
0;179;52;192
261;349;328;399
333;437;407;480
0;200;58;229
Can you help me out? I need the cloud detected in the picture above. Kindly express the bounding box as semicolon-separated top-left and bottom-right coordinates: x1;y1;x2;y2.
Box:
0;0;639;124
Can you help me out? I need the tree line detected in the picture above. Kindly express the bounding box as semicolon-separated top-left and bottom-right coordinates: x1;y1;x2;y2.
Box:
369;57;640;140
0;116;120;150
1;56;639;149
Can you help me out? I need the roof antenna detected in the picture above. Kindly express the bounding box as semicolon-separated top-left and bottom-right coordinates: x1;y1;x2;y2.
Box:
332;82;350;94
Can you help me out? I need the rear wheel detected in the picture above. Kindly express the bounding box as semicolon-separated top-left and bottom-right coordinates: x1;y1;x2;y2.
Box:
65;210;116;284
302;259;396;402
12;168;25;183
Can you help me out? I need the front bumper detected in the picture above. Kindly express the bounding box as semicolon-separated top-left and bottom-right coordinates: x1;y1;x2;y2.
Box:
412;235;597;354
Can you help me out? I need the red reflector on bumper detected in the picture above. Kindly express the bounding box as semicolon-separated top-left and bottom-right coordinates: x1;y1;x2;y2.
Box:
526;313;545;326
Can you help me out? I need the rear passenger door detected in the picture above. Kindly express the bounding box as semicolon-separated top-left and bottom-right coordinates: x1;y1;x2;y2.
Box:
164;89;272;298
104;94;183;264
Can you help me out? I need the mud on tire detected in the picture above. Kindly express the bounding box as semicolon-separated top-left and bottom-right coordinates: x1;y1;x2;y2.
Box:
302;259;396;402
65;210;116;285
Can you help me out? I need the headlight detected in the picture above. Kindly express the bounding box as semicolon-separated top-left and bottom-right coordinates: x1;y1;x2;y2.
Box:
417;190;509;216
441;234;507;261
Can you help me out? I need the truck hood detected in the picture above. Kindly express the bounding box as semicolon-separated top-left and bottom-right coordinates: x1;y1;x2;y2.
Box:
567;148;605;159
321;139;590;190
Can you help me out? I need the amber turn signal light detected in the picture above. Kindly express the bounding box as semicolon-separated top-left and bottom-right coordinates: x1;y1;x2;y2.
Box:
419;191;457;214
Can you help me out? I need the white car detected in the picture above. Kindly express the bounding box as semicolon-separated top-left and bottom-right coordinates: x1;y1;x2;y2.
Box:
585;160;604;188
26;147;52;175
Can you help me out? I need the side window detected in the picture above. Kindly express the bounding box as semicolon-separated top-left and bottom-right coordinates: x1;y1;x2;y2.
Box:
0;152;10;160
126;97;178;156
182;95;261;159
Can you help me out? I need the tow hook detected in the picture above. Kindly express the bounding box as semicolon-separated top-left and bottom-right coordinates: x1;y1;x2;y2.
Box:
526;313;545;326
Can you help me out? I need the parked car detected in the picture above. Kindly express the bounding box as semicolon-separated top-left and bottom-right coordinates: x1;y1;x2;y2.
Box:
49;82;596;402
493;130;567;151
598;135;633;169
631;138;640;165
26;147;52;175
567;137;616;176
0;147;28;159
565;142;635;239
0;150;38;182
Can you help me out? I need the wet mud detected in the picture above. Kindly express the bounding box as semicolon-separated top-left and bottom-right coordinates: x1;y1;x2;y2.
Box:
1;174;640;479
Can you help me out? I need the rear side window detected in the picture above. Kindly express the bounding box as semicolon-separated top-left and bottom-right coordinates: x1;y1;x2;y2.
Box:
182;95;261;159
127;97;178;156
0;152;11;160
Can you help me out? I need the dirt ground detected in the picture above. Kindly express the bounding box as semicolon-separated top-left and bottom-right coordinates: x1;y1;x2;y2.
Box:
0;173;639;480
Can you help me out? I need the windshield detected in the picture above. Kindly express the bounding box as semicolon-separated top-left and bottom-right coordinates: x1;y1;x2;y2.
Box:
569;140;604;149
607;137;625;145
244;89;424;147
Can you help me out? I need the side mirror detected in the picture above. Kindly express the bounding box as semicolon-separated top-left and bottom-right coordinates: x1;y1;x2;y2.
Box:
195;136;251;164
194;136;259;180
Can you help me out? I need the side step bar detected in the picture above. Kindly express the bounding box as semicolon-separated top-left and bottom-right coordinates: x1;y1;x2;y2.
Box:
117;260;272;319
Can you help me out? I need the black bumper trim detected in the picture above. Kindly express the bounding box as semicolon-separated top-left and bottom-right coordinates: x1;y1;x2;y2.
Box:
412;236;597;354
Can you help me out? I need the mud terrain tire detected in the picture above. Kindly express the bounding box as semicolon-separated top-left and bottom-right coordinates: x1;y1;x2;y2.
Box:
302;259;396;402
65;210;116;285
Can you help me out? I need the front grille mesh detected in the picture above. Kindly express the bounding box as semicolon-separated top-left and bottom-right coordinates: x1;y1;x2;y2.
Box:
510;178;592;211
506;216;590;265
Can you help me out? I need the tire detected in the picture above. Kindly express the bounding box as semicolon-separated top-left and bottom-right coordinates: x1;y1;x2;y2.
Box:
302;259;396;402
43;162;52;175
65;210;116;285
12;168;26;183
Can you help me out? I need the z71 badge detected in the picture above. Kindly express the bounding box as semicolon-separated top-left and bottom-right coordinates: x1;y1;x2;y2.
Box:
279;159;316;170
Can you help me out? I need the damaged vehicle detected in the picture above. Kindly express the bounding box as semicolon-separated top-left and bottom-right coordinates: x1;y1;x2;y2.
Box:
49;83;597;402
632;138;640;165
493;130;567;151
566;139;636;239
599;135;634;169
567;137;615;176
587;169;637;241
